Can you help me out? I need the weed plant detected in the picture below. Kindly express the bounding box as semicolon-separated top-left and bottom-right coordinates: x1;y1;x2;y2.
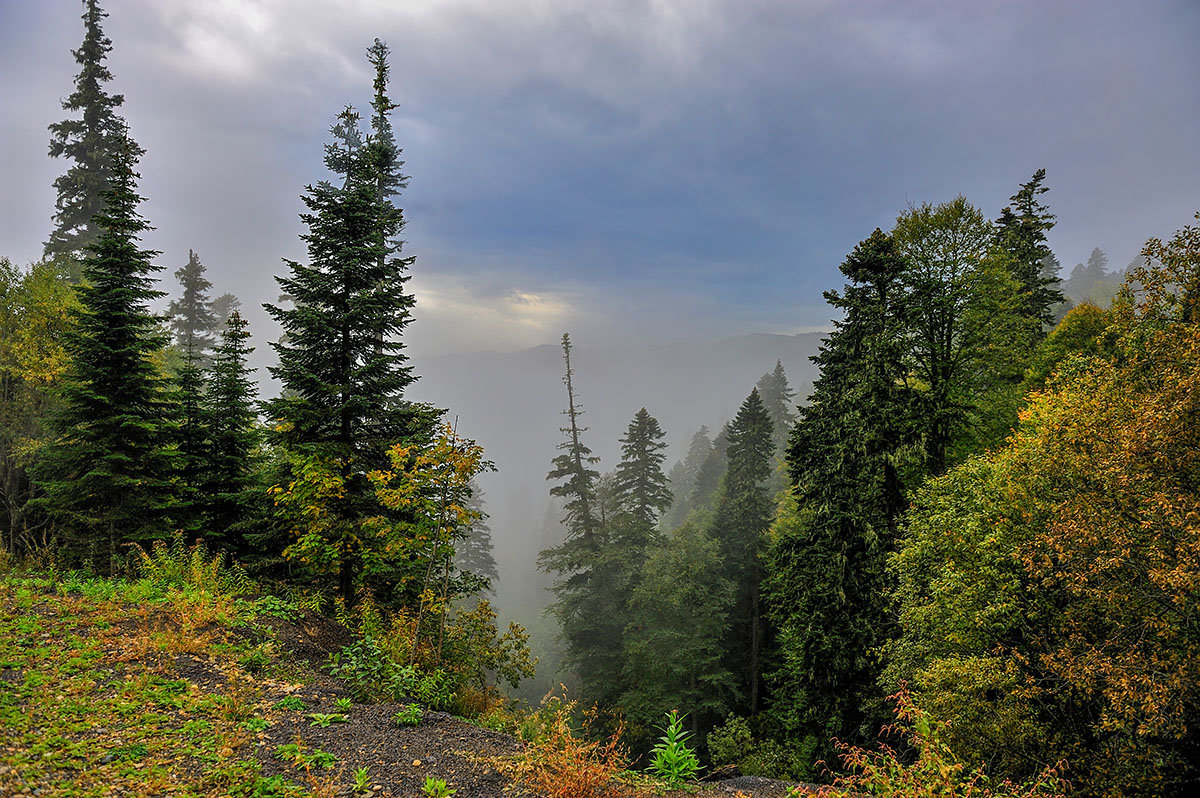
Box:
647;710;701;786
422;776;457;797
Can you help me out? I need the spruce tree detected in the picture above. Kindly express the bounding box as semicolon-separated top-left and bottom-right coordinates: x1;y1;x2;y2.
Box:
45;0;143;269
211;293;242;335
202;310;260;554
994;169;1064;328
34;131;174;568
265;53;431;605
711;388;775;714
167;249;218;362
768;229;913;764
172;347;207;534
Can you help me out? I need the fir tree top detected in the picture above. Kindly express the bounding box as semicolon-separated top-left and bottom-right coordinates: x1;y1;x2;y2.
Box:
46;0;143;265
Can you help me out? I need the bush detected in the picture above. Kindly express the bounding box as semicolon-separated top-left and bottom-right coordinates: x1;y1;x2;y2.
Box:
326;636;459;710
708;715;815;782
509;691;631;798
822;688;1069;798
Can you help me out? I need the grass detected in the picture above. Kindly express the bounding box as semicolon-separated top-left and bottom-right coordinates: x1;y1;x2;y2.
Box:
0;573;271;796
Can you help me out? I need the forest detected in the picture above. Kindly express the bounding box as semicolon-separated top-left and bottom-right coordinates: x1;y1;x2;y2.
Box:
1;2;1198;797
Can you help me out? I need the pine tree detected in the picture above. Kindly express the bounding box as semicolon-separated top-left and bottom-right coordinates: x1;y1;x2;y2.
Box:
768;229;913;764
690;422;729;511
167;249;218;362
264;51;432;605
33;131;174;568
711;388;774;714
202;310;260;553
994;169;1064;328
45;0;144;269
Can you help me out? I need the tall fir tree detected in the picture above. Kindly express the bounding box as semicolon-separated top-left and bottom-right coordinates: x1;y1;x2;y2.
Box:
45;0;144;270
167;249;218;362
711;388;775;714
172;346;207;534
33;131;174;568
265;51;433;605
211;292;242;335
768;229;914;766
539;333;623;705
994;168;1064;328
202;310;260;554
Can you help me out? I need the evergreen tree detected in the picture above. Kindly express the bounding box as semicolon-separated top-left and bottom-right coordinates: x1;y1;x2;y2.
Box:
211;292;242;335
33;131;174;568
172;347;207;534
167;249;218;362
264;51;432;605
622;517;736;739
202;310;260;554
711;388;774;714
690;422;729;511
755;360;796;453
611;408;671;531
45;0;143;269
539;333;623;705
994;169;1064;328
455;482;499;596
768;229;913;765
662;425;712;529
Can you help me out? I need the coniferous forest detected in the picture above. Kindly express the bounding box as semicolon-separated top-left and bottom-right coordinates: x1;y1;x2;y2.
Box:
1;3;1198;797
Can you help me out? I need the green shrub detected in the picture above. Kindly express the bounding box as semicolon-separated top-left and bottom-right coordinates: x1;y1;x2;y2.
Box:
326;636;459;709
708;715;815;782
394;704;422;726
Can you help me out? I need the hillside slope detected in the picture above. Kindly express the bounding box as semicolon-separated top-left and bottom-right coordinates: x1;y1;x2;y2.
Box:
0;569;803;798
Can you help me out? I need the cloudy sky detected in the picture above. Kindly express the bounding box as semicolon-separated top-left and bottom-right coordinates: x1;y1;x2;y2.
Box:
2;0;1198;358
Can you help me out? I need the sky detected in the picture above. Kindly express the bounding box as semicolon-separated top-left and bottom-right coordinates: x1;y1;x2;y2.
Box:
2;0;1199;359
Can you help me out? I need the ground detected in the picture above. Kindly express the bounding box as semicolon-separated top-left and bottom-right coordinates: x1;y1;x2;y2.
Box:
0;571;812;797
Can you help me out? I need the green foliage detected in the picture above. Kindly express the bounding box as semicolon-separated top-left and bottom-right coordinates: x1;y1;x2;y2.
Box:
33;130;177;568
325;636;459;710
274;743;336;769
307;712;347;728
422;776;456;798
334;697;352;711
134;532;251;597
201;309;262;555
45;0;144;264
241;716;270;732
166;249;218;360
647;710;701;786
993;168;1064;329
711;387;775;714
394;703;422;726
353;766;372;795
822;689;1068;798
707;715;816;783
621;517;734;736
0;257;77;555
273;696;306;711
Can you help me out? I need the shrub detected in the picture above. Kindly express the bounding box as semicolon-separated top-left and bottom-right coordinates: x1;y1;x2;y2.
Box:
708;715;815;782
647;710;701;786
133;532;251;597
509;691;631;798
394;704;422;727
822;688;1069;798
326;636;459;709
